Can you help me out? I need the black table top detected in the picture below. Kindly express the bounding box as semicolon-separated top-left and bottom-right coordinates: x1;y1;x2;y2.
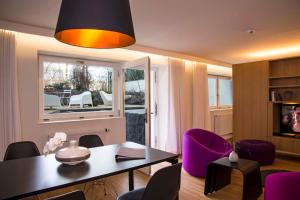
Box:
212;157;260;174
0;142;178;200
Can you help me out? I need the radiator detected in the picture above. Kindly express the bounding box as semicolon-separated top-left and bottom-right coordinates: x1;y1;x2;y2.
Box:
213;113;232;137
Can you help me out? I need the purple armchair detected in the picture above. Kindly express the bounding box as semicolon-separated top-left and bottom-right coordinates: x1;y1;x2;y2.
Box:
182;129;232;178
265;172;300;200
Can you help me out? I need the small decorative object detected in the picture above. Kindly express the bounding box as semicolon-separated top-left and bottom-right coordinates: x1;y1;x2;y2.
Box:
229;150;239;162
283;91;294;101
271;91;276;102
55;140;91;165
43;132;67;155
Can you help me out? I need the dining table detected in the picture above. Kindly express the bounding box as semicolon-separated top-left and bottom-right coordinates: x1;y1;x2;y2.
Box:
0;142;178;200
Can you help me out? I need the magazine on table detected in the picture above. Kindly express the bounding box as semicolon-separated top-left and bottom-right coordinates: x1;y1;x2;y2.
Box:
115;147;146;161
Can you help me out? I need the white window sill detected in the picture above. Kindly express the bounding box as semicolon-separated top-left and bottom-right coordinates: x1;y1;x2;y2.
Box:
38;116;124;124
210;107;232;111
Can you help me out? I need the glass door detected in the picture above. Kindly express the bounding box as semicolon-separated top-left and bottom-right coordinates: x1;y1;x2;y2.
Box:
123;57;151;146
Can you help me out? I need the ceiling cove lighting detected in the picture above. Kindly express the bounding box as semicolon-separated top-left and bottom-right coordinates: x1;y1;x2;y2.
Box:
248;45;300;58
54;0;136;49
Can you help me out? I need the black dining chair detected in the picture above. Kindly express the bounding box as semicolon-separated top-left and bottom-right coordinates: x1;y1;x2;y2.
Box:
79;134;117;197
117;163;182;200
79;134;104;148
3;141;40;161
46;190;86;200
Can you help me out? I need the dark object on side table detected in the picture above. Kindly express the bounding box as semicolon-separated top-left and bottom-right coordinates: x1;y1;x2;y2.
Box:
205;157;262;200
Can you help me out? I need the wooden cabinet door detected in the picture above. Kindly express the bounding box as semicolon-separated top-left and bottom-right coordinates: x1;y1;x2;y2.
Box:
233;61;269;141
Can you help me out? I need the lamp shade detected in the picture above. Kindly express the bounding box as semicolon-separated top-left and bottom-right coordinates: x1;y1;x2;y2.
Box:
54;0;136;48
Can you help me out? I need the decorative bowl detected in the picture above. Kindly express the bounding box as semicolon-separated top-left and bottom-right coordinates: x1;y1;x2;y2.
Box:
55;140;91;165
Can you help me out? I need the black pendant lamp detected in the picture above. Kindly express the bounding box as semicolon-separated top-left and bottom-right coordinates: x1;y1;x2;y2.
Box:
55;0;136;49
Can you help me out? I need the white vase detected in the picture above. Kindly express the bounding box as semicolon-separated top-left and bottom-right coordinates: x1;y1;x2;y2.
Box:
229;151;239;162
55;140;91;165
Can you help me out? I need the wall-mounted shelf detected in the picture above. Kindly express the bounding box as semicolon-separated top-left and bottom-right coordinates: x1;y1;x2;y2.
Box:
269;75;300;79
270;100;300;104
269;85;300;89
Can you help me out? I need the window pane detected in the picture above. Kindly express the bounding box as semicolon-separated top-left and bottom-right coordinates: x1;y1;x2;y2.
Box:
219;78;232;106
208;77;217;106
43;61;114;115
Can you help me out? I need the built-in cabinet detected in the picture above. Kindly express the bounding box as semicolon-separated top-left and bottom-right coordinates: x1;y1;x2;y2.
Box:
233;57;300;155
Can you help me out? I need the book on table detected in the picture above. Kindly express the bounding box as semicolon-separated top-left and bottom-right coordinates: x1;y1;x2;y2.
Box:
115;147;146;161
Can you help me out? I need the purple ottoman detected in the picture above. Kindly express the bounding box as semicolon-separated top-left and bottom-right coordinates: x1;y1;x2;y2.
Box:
265;172;300;200
236;140;275;165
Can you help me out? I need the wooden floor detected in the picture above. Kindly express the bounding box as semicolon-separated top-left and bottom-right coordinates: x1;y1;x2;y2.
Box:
27;156;300;200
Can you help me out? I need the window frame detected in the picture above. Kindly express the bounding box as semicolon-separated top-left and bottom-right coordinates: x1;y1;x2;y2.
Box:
38;54;121;122
208;75;218;109
208;75;232;109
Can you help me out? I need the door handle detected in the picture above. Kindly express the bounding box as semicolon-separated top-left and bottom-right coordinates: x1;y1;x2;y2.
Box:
145;109;147;123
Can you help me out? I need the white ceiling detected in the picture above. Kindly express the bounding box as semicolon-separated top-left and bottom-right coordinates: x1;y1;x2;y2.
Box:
0;0;300;64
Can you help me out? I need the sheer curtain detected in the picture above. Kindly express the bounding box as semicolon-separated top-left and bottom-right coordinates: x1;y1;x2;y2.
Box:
191;61;211;129
0;30;21;159
166;58;210;154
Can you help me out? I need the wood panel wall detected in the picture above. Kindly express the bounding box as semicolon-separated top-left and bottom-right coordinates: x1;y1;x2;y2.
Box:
233;61;269;141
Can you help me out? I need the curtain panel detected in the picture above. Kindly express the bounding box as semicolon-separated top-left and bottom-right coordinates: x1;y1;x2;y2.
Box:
0;30;21;159
166;58;210;154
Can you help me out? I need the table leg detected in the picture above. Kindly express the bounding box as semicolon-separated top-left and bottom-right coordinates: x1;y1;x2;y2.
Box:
128;170;134;191
169;158;178;165
243;167;262;200
205;164;231;195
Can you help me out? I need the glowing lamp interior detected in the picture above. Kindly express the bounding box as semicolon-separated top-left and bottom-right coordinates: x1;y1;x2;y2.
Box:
55;29;135;49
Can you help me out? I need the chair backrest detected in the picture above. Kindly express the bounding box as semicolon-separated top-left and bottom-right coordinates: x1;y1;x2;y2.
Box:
265;172;300;200
79;134;104;148
142;163;182;200
4;141;40;161
46;190;86;200
81;91;93;104
185;128;231;151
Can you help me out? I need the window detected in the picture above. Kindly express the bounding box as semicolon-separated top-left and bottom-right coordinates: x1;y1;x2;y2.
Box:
208;75;232;108
39;55;120;121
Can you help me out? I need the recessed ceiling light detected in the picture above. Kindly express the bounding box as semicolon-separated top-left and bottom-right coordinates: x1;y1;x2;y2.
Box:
246;29;256;35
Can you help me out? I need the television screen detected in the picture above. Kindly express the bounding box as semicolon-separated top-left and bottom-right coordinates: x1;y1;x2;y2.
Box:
280;104;300;134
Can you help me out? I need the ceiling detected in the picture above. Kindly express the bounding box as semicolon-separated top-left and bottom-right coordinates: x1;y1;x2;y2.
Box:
0;0;300;64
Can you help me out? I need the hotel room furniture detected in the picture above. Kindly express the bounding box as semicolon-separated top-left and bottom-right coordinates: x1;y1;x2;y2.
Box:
79;134;104;148
46;190;86;200
236;139;275;165
100;91;131;106
99;91;113;106
3;141;40;161
44;94;61;108
204;157;262;200
117;163;182;200
0;142;178;200
182;128;232;178
78;134;111;196
69;91;93;108
264;172;300;200
233;57;300;155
